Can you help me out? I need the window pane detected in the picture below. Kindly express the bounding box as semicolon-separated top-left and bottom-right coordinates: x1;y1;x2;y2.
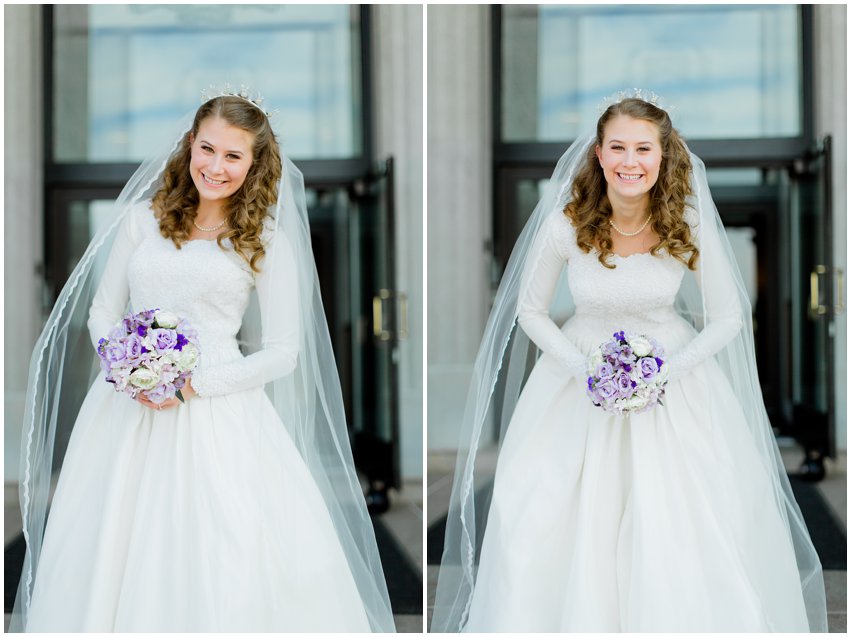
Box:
706;168;765;187
501;5;802;141
53;5;362;162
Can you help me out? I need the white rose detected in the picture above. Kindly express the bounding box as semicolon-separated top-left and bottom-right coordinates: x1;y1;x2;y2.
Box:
590;351;604;369
129;367;159;390
630;336;653;357
154;310;180;329
626;395;648;410
177;344;199;372
160;349;180;365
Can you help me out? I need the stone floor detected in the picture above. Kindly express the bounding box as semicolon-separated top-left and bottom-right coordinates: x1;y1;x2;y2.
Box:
426;443;847;632
4;479;423;633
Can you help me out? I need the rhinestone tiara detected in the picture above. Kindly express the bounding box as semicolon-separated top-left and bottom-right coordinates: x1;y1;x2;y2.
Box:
200;84;278;119
596;88;675;119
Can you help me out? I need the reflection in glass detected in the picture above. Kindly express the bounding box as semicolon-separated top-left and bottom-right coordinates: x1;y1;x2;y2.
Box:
726;226;758;308
54;5;361;162
67;200;116;286
502;5;801;142
706;168;765;187
516;178;548;229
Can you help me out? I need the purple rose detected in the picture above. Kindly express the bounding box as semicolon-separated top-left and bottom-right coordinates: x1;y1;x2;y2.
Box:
595;378;619;401
615;370;635;398
617;346;635;366
639;356;660;380
145;383;175;405
104;341;128;366
596;362;615;379
601;340;620;359
151;328;178;352
136;309;157;327
124;333;145;363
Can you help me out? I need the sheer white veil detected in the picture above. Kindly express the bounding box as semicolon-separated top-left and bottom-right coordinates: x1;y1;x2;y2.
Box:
431;100;827;632
11;98;395;632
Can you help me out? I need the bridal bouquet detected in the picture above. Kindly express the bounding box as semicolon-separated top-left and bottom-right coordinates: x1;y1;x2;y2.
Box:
97;308;199;404
586;331;668;415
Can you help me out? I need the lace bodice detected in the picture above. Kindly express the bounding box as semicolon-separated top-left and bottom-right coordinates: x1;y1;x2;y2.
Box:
517;210;743;380
87;202;300;397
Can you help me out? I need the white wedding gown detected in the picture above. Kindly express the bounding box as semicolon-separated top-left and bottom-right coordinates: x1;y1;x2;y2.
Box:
25;204;373;632
463;211;811;632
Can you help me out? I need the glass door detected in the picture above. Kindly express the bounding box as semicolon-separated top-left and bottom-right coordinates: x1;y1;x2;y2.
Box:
789;136;841;479
349;157;403;512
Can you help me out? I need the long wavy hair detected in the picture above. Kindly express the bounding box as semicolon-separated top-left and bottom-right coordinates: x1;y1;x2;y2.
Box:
564;98;699;270
151;96;282;272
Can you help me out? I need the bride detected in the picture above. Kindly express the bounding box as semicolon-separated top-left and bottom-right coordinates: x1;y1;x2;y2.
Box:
431;93;827;632
11;91;395;632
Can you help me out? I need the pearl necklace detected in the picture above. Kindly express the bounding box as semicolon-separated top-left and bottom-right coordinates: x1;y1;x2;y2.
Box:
193;218;227;232
609;215;650;237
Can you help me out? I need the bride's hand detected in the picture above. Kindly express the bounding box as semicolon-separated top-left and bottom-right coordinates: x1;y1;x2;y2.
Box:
180;379;197;401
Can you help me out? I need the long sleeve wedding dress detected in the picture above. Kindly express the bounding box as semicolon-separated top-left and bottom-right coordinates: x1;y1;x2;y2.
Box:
23;202;374;632
462;209;813;632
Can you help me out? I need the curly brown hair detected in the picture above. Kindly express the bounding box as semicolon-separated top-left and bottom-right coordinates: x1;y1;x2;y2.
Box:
564;98;699;270
151;96;282;272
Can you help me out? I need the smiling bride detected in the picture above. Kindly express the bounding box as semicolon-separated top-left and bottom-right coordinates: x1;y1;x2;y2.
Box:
431;95;827;633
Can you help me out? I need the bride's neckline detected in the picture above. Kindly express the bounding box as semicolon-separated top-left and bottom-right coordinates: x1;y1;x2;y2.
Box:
591;246;656;260
611;250;654;260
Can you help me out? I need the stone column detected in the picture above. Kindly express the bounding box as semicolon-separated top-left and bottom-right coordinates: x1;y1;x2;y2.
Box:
371;5;424;478
427;6;492;450
5;5;44;482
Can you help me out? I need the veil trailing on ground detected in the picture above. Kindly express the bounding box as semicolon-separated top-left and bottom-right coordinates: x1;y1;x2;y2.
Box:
431;124;827;631
11;101;395;632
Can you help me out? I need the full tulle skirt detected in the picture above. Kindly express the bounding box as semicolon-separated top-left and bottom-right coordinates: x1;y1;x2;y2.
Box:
464;351;810;632
25;378;372;632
